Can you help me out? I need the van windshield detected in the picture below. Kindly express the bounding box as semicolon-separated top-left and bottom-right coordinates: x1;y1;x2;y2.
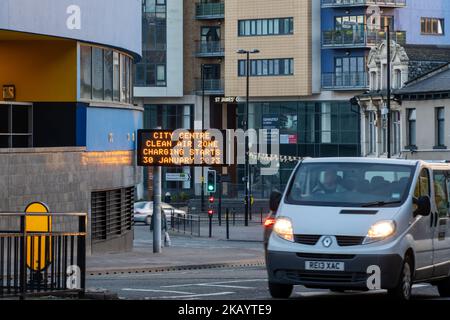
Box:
285;162;415;207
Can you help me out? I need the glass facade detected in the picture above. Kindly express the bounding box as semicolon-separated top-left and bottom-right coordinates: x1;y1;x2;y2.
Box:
236;101;361;197
135;0;167;87
80;45;133;104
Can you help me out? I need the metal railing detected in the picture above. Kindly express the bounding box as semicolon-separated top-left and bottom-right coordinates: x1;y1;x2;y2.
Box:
321;0;406;7
322;29;406;47
195;2;224;19
195;79;224;94
169;211;201;237
196;41;225;57
322;72;369;90
0;212;86;298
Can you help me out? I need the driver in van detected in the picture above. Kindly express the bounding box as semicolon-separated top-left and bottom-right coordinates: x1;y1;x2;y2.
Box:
313;169;346;194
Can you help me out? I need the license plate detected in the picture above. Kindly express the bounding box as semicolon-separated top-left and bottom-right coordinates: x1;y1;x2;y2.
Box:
305;261;345;271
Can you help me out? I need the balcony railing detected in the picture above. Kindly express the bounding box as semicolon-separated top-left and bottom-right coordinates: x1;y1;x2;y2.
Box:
322;29;406;48
196;41;225;57
195;2;224;19
196;79;224;94
322;72;369;90
321;0;406;8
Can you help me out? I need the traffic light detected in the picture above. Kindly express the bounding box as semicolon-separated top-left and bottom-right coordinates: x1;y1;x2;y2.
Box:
208;209;214;216
206;170;217;193
209;196;215;204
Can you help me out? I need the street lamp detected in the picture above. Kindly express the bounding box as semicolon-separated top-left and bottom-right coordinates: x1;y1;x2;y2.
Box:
201;64;213;212
237;48;260;227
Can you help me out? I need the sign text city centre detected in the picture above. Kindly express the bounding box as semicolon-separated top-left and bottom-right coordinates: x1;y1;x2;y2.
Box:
137;129;225;167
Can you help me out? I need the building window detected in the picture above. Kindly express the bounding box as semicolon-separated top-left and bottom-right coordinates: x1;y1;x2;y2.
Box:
239;58;294;77
0;104;33;148
421;17;445;35
135;0;167;87
335;15;364;29
407;109;417;147
104;50;113;101
80;45;132;104
91;187;135;242
392;111;401;155
92;47;104;101
238;18;293;36
368;111;376;154
436;107;446;147
80;46;92;100
394;69;402;89
334;56;366;87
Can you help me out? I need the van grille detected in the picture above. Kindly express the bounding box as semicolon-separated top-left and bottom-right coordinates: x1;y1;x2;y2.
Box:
335;236;365;246
294;235;365;246
294;235;321;245
296;253;356;260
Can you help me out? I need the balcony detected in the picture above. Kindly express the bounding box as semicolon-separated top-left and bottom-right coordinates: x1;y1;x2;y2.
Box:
196;79;224;95
195;2;224;20
322;29;406;48
322;72;369;90
195;41;225;58
321;0;406;8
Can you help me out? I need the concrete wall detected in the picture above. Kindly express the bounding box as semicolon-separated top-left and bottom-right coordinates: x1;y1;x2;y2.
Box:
0;147;141;254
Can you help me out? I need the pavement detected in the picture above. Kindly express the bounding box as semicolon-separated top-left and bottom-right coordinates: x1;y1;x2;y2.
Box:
86;224;265;275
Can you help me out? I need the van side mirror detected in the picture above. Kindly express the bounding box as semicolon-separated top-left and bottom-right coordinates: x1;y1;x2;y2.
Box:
413;196;431;217
269;191;282;213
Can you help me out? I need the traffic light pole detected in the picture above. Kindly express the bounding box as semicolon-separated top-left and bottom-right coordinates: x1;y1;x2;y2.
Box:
244;51;250;227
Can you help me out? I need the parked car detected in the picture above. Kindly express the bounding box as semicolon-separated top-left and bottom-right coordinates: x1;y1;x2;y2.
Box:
134;201;187;225
266;157;450;300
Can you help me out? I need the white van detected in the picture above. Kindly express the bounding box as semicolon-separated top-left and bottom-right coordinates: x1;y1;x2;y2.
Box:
266;158;450;300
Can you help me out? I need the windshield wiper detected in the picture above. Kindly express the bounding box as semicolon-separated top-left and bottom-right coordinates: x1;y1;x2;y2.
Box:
360;200;402;208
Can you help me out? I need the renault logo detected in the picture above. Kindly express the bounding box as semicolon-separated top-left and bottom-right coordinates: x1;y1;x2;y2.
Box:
322;236;333;248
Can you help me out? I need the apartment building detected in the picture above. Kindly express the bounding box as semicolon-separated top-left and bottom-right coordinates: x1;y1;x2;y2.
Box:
136;0;450;197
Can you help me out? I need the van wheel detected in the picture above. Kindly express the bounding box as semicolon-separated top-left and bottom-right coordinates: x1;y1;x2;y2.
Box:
437;277;450;297
268;282;293;299
388;256;413;300
145;216;151;225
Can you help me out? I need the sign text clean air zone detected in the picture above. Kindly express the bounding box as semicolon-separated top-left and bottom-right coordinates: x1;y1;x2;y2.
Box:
138;129;225;167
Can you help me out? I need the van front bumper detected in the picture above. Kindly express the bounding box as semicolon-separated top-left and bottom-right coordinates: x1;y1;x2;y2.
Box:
266;251;403;290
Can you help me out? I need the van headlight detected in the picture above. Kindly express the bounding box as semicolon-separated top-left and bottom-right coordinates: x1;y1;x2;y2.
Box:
273;217;294;242
364;220;396;244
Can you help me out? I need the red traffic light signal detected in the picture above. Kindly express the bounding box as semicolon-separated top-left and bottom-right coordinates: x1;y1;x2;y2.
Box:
208;209;214;216
209;196;215;203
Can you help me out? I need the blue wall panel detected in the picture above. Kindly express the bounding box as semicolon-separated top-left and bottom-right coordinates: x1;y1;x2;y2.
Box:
86;107;143;152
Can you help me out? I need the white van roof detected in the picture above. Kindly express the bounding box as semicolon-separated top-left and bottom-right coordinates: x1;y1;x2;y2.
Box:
301;157;420;166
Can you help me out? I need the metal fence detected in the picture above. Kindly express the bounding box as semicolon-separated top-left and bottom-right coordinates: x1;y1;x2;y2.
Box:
0;212;86;298
169;211;201;237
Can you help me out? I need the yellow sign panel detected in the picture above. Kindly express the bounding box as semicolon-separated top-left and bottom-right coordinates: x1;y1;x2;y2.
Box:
25;202;52;271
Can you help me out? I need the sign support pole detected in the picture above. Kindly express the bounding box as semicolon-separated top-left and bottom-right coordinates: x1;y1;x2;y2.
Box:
153;164;162;253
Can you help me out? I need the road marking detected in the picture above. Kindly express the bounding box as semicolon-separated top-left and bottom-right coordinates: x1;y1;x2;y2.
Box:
155;292;235;299
198;284;254;289
162;279;266;288
122;288;195;295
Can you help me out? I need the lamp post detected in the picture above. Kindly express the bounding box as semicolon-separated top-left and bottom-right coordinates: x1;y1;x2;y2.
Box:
201;64;212;212
385;25;392;159
237;49;259;227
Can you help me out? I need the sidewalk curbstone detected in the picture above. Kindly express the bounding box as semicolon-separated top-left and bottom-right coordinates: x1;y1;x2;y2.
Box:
87;259;266;276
